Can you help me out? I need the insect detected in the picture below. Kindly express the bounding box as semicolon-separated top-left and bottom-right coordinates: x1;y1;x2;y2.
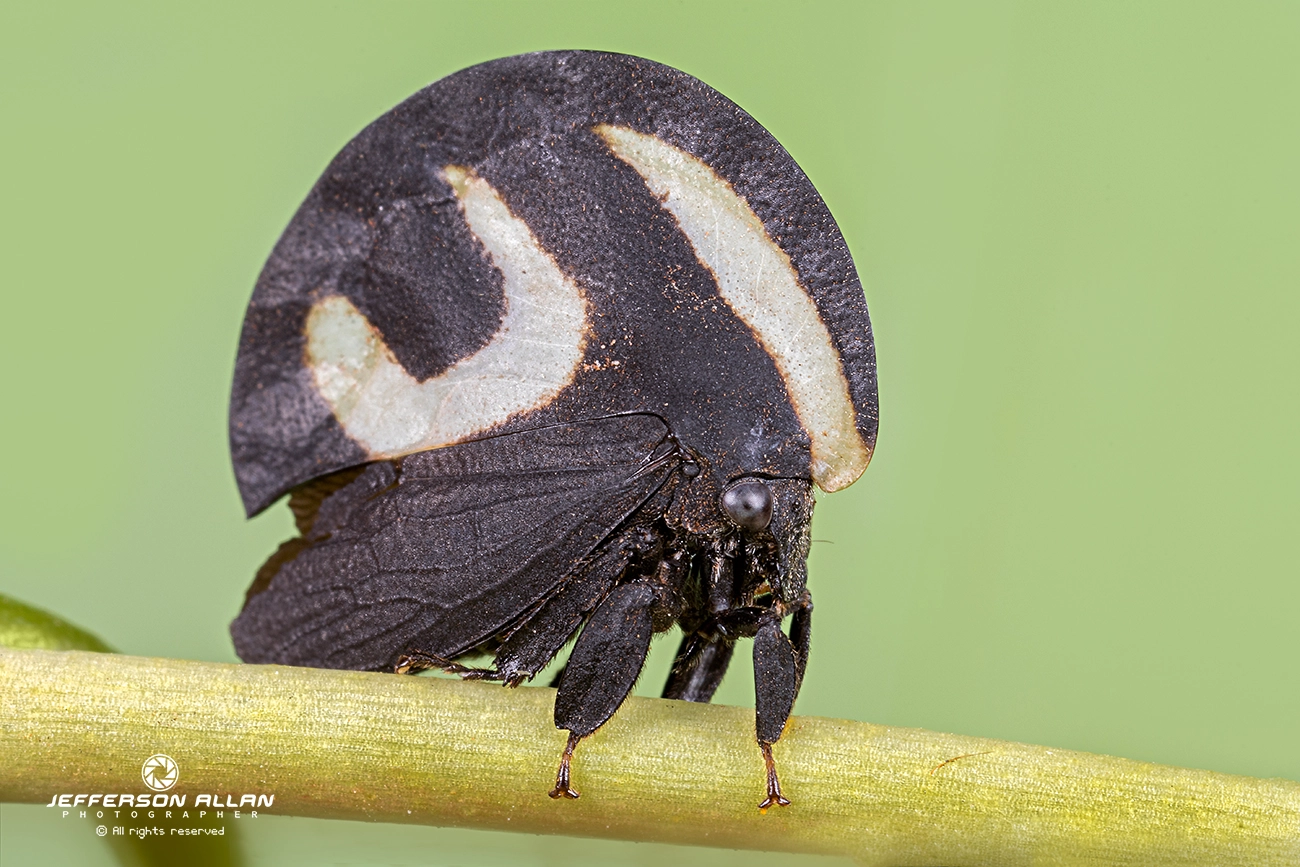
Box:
229;50;877;809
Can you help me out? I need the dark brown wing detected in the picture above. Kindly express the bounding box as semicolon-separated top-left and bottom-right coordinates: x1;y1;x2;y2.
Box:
231;414;674;671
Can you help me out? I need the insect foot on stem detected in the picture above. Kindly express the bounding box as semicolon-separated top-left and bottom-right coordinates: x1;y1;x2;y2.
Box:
549;732;582;800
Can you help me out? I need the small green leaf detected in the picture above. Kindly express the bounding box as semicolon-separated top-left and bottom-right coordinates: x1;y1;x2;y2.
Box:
0;593;114;652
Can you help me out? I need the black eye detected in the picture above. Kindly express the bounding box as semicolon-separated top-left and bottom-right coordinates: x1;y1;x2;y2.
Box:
720;480;773;532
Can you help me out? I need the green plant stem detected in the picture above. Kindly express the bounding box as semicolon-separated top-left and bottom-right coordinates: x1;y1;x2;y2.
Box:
1;648;1296;866
0;598;244;867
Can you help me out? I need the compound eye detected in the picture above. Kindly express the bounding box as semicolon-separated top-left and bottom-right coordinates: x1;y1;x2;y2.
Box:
720;480;774;532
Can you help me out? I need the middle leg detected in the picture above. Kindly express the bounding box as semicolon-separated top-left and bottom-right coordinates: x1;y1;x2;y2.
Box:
662;632;735;702
550;580;659;799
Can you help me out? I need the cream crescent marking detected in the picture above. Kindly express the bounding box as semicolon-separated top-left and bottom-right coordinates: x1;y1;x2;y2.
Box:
596;124;870;492
305;165;589;459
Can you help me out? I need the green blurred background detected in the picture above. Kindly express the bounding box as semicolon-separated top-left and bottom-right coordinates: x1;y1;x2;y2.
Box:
2;1;1297;864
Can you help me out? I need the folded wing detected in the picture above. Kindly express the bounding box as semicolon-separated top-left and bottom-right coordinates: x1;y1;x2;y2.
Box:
231;414;674;671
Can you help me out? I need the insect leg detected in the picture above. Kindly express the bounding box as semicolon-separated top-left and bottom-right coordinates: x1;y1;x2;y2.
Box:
394;651;496;679
493;545;631;686
752;614;799;810
550;581;656;799
789;594;812;694
707;538;739;614
662;633;735;702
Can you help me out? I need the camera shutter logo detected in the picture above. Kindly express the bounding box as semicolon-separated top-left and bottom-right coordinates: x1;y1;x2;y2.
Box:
141;754;179;792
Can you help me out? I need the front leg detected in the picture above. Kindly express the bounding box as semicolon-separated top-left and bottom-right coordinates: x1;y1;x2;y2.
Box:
789;593;812;694
751;597;811;810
